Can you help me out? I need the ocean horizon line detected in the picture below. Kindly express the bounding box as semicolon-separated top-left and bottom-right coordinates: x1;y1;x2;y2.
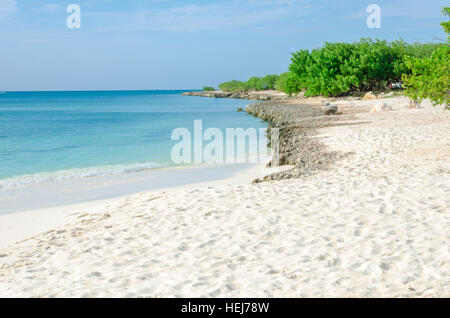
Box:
0;89;202;93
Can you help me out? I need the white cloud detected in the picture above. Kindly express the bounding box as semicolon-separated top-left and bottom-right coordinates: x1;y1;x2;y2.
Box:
0;0;17;21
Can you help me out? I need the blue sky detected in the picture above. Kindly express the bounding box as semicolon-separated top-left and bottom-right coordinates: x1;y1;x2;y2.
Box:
0;0;447;91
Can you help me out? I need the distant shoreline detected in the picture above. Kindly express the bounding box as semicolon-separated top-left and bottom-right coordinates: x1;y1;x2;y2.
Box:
181;89;288;101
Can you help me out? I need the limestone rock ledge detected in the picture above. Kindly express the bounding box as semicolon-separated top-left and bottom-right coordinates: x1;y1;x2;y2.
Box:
181;90;288;101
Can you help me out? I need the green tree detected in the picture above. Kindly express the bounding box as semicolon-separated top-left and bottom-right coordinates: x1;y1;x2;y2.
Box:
275;72;304;96
260;74;278;90
441;7;450;35
203;86;215;91
218;75;280;92
218;80;247;92
275;72;290;92
286;38;443;97
402;7;450;108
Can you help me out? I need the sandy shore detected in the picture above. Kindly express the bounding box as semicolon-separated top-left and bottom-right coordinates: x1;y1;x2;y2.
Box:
0;97;449;297
0;158;290;249
0;161;274;215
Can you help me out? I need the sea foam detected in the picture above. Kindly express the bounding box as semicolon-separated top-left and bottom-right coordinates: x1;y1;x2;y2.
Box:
0;162;167;190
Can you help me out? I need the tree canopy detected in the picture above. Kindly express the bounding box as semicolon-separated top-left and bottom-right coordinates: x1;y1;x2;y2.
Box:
218;74;279;92
286;39;444;97
402;7;449;108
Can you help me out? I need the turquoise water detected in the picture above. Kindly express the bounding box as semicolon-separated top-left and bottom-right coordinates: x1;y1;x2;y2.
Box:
0;91;266;188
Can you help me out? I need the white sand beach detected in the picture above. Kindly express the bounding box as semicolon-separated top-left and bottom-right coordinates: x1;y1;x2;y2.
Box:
0;97;449;297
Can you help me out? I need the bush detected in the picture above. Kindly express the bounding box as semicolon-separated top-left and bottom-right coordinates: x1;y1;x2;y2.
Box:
402;46;449;107
403;7;450;108
218;80;247;92
203;86;215;91
218;75;279;92
275;72;302;96
286;39;442;97
259;74;278;90
441;7;450;35
275;72;290;92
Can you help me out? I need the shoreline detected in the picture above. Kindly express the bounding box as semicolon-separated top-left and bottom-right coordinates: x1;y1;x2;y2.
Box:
181;89;289;101
183;89;358;181
0;95;449;297
245;99;347;181
0;91;279;242
0;158;293;249
0;160;271;215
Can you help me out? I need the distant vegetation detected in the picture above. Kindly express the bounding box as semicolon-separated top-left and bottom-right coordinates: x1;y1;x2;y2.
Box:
203;86;215;91
212;7;448;108
218;75;278;92
217;41;444;97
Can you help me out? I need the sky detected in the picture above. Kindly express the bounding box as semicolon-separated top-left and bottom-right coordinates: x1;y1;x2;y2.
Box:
0;0;448;91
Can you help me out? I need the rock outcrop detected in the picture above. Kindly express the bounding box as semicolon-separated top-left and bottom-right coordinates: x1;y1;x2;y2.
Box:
182;90;288;101
363;91;377;100
371;102;393;112
245;101;350;182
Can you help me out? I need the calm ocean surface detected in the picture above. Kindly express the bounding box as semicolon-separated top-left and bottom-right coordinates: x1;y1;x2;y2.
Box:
0;90;266;189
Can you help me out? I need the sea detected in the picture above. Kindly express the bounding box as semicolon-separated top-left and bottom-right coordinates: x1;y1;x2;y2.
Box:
0;90;267;191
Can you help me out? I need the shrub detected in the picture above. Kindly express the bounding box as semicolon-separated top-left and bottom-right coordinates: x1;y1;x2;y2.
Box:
286;39;443;97
403;7;450;108
218;75;279;92
275;72;302;96
218;80;247;92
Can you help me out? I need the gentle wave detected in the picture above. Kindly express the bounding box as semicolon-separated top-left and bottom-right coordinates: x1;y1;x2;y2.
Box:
0;162;169;190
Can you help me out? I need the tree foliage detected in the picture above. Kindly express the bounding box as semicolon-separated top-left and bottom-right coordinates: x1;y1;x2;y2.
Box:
403;7;449;108
203;86;215;91
275;72;303;96
218;80;247;92
402;47;449;107
286;39;443;97
218;74;279;92
441;7;450;35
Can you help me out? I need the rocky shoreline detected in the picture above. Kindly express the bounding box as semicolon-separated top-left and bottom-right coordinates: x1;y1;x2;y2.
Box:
183;89;403;182
183;90;354;182
181;90;288;100
246;100;351;182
